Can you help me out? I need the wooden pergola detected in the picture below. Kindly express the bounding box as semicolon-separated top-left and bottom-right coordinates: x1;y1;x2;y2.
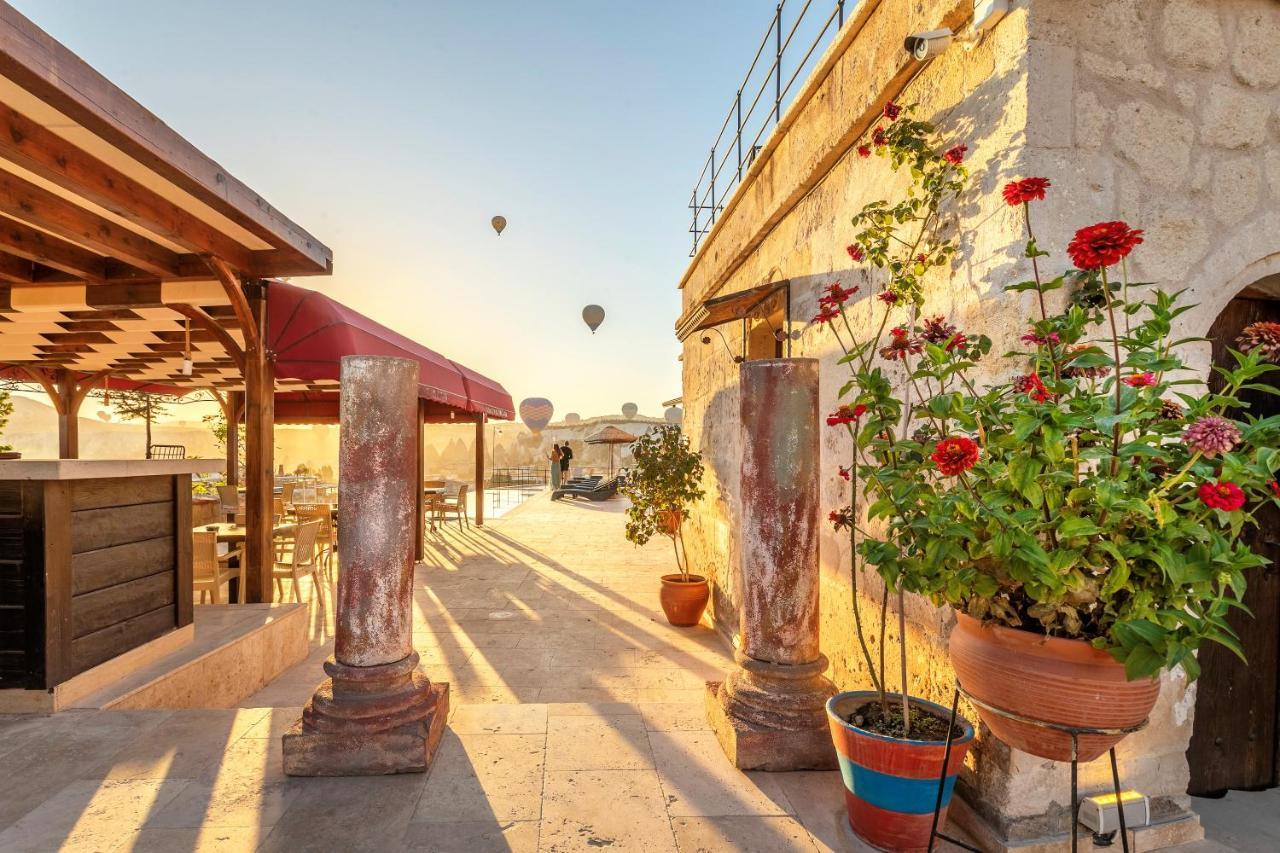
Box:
0;3;330;603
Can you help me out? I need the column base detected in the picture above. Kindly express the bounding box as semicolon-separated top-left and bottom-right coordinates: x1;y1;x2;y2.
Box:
282;653;450;776
705;679;837;771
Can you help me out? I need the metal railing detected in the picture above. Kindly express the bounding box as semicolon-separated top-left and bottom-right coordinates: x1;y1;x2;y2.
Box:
688;0;851;256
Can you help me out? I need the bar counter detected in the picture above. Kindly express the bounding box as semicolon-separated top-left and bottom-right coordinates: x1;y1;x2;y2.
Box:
0;459;223;692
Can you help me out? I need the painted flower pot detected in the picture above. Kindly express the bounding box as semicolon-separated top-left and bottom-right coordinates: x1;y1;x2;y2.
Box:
659;574;709;626
948;612;1159;762
827;691;974;853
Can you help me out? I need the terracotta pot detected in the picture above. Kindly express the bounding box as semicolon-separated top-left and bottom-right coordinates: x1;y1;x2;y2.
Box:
659;574;709;626
658;509;682;536
948;612;1159;762
827;691;974;853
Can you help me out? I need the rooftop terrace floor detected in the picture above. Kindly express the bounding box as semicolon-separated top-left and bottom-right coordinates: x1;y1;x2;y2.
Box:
0;494;1263;851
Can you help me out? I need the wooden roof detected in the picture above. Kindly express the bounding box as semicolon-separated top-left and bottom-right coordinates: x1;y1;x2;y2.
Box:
0;3;332;285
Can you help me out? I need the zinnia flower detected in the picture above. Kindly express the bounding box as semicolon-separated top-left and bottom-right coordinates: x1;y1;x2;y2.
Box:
818;282;859;307
921;316;957;344
945;333;968;352
943;144;967;164
1015;373;1053;403
826;404;867;426
1198;480;1246;512
1021;330;1060;346
872;126;888;146
813;305;840;325
1002;177;1051;206
1183;416;1241;457
883;101;902;121
931;436;980;476
847;244;865;262
1236;321;1280;364
1159;399;1183;421
857;145;871;158
829;507;853;530
877;291;900;305
1066;221;1144;270
879;327;923;361
1122;372;1157;387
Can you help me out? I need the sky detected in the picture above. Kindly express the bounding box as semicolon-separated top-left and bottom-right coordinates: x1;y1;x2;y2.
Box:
12;0;785;421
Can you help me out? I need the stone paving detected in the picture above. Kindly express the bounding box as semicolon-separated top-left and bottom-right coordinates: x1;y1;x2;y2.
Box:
0;494;1259;851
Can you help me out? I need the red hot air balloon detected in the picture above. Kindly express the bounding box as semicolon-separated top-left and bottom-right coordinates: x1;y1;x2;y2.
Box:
518;397;554;435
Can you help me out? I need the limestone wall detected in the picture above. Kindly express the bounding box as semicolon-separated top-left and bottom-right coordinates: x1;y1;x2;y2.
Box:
676;0;1280;844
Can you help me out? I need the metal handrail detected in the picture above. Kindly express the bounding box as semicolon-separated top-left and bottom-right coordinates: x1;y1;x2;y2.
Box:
688;0;850;257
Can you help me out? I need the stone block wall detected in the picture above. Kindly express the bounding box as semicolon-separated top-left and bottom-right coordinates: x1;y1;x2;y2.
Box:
676;0;1280;844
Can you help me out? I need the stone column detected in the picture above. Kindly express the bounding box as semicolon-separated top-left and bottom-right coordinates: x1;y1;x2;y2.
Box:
283;355;449;776
706;358;836;770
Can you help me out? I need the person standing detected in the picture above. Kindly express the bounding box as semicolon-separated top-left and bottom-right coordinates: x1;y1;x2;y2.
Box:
559;441;573;483
548;443;563;489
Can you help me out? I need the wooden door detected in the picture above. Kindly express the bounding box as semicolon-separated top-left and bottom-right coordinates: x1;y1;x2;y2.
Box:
1187;295;1280;795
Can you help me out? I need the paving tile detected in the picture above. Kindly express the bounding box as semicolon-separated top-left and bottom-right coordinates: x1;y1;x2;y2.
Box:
0;778;191;852
96;709;270;781
145;737;297;829
771;771;849;852
414;732;545;823
671;815;819;852
649;730;794;817
123;825;264;851
449;702;549;734
540;769;677;852
546;701;644;717
404;819;540;852
257;774;426;853
640;703;712;732
545;714;653;771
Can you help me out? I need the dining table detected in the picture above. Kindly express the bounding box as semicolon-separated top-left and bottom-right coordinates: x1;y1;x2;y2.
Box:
192;520;298;601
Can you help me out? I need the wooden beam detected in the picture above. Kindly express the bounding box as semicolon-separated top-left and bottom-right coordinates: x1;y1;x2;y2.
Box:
167;302;245;372
0;250;35;282
0;214;110;280
54;368;76;458
475;413;485;527
0;170;183;276
227;390;243;488
243;281;274;603
0;101;256;270
0;4;333;276
205;256;259;351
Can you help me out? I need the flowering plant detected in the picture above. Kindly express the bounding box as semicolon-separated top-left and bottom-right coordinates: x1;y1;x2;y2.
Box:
823;106;1280;720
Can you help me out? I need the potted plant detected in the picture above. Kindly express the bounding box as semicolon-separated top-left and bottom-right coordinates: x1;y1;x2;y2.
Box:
818;104;976;852
620;424;709;626
825;106;1280;784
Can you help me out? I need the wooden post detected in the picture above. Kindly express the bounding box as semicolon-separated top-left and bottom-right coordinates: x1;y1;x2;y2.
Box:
243;280;275;603
221;390;243;488
54;370;77;459
414;399;425;561
474;413;485;527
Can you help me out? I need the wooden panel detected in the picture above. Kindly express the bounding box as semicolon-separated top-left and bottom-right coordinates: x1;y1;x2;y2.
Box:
1188;296;1280;794
71;571;173;639
70;605;173;675
71;537;174;596
70;500;173;554
40;480;71;685
174;475;192;629
70;475;172;511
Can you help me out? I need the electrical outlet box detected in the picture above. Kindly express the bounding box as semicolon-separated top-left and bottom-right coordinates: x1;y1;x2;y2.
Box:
973;0;1009;32
1078;791;1151;835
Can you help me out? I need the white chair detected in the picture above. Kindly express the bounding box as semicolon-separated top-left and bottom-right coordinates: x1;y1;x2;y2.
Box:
272;519;326;607
193;531;245;604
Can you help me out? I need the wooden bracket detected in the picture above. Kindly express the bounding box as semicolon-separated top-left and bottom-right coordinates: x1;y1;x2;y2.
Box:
167;301;246;372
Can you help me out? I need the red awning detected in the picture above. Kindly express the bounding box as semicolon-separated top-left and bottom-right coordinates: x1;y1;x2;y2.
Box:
268;280;513;422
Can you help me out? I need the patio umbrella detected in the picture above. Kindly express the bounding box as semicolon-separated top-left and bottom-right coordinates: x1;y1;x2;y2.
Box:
585;425;638;477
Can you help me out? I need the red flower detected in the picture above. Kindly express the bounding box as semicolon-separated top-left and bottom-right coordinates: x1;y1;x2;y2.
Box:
1067;221;1144;270
1015;372;1053;403
838;465;852;481
943;144;967;165
920;316;957;344
846;244;865;262
813;305;840;325
883;101;902;121
1122;372;1157;388
872;126;888;146
1269;480;1280;499
877;291;900;305
1198;480;1246;512
879;327;923;361
1002;177;1051;206
857;145;871;158
826;404;867;426
1021;330;1060;346
829;508;853;531
931;436;980;476
819;282;859;308
945;333;968;352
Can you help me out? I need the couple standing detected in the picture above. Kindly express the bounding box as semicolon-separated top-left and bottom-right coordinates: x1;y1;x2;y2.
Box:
548;441;573;489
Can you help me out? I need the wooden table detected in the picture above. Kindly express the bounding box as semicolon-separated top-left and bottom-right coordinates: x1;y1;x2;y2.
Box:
192;521;298;600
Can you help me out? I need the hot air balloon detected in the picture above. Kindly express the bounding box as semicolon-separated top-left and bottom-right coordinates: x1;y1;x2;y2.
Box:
491;215;507;236
664;406;683;424
582;304;605;334
518;397;554;435
96;410;112;422
621;402;638;419
564;413;581;424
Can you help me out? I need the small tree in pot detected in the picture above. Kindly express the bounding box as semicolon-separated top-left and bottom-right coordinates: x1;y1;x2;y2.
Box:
621;425;708;626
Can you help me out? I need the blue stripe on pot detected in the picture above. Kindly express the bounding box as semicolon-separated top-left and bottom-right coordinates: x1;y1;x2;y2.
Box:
837;759;959;814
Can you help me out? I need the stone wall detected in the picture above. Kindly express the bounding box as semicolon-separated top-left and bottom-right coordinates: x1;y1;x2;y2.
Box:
676;0;1280;845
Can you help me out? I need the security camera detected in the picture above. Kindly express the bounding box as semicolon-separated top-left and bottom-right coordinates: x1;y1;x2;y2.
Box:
904;29;954;61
